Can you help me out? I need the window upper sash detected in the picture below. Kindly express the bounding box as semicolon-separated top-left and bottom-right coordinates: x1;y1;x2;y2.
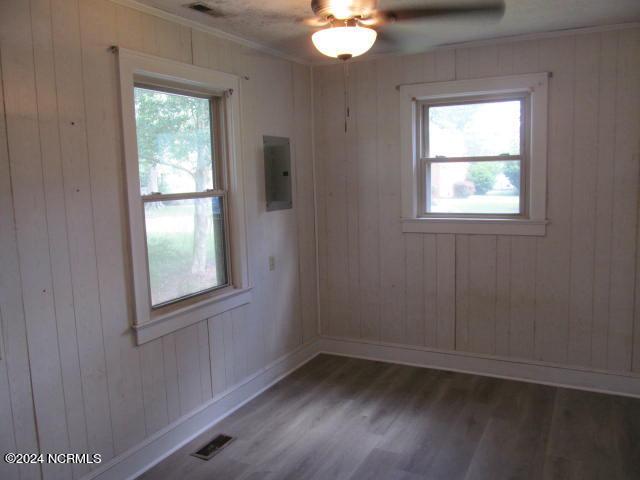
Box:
419;95;527;161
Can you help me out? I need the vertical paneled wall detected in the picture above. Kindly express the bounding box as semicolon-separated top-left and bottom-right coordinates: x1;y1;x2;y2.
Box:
0;1;317;479
314;28;640;374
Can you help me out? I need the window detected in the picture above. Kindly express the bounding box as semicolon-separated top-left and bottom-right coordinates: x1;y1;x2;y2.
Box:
134;86;228;308
400;73;549;236
423;97;525;216
118;49;250;344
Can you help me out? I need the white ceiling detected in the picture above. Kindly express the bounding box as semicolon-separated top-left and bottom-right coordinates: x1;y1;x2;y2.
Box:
136;0;640;62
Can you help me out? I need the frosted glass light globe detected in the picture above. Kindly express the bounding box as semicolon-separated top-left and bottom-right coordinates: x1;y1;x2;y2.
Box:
312;26;377;60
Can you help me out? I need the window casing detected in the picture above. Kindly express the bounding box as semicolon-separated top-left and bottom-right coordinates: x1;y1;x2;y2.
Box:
400;73;549;236
118;48;250;344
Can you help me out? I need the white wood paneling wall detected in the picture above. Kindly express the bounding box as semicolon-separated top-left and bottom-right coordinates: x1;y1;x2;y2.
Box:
314;27;640;375
0;1;317;479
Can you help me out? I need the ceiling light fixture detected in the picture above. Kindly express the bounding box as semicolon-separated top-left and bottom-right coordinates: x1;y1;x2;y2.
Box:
311;23;377;60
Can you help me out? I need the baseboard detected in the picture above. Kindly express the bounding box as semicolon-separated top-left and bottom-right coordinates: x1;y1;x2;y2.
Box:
82;338;321;480
319;336;640;398
82;334;639;480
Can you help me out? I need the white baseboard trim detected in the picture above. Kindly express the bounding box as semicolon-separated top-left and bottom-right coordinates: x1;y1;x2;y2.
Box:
82;338;321;480
82;334;640;480
319;336;640;398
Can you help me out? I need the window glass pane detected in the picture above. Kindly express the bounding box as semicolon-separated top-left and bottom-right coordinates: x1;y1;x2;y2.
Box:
134;87;214;195
429;161;521;214
427;100;521;158
145;197;227;307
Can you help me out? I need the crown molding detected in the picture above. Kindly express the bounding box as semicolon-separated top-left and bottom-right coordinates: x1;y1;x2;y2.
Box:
312;21;640;67
107;0;312;66
106;1;639;69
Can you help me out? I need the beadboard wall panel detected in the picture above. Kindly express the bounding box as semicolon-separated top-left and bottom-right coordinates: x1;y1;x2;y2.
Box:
0;8;41;478
0;1;316;479
313;28;640;376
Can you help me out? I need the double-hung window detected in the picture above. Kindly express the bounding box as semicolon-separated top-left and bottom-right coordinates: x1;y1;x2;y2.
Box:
135;85;228;308
400;73;549;236
118;49;250;344
422;95;526;216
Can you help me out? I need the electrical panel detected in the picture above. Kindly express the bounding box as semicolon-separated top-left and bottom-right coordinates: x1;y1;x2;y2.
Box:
263;135;292;211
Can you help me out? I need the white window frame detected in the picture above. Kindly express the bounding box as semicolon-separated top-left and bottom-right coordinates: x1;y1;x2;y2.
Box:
118;48;251;344
400;73;549;236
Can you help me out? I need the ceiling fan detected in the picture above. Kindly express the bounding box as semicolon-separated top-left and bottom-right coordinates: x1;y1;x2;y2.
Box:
304;0;506;60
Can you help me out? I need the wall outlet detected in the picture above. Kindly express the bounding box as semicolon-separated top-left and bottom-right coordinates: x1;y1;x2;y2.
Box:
269;256;276;271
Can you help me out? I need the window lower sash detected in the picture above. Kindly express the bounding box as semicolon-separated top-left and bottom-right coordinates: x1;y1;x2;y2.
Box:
142;193;230;309
423;158;525;216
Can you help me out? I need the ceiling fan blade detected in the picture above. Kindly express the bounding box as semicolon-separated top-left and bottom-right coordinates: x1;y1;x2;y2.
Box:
300;16;332;27
374;30;403;52
374;2;505;25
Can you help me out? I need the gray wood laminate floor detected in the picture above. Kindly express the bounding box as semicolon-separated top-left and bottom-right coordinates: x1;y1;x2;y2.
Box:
138;354;640;480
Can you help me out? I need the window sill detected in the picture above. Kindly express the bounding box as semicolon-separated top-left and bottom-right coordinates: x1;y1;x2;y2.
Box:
132;287;252;344
402;217;547;236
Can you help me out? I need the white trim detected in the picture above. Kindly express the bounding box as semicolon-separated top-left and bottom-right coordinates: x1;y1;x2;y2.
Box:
108;0;310;66
434;22;640;52
401;218;548;236
117;48;251;343
81;339;321;480
400;73;549;236
316;22;640;66
318;336;640;398
106;1;640;68
106;1;639;72
80;334;640;480
133;288;252;344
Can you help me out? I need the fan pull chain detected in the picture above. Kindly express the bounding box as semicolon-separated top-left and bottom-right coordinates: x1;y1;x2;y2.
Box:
343;61;350;133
